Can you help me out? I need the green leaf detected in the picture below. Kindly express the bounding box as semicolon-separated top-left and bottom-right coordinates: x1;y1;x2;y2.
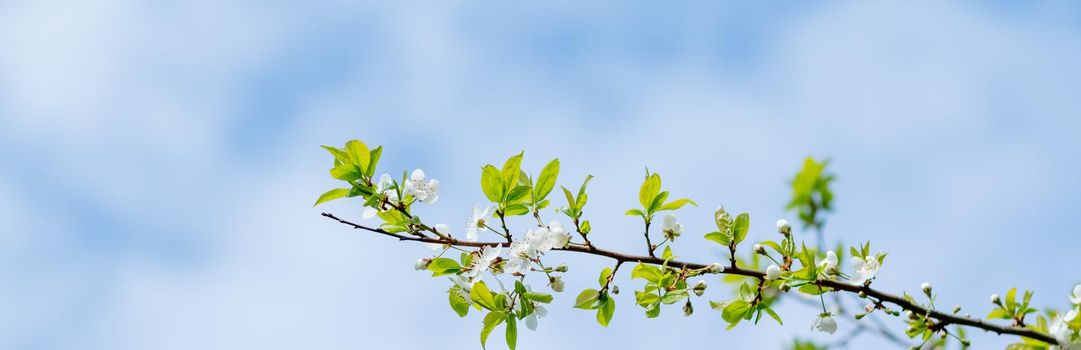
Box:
314;188;350;206
503;204;529;216
428;258;462;277
501;152;524;192
505;314;517;350
574;289;600;309
987;308;1011;320
763;307;783;325
580;220;592;234
480;311;503;349
481;165;504;203
576;175;594;209
505;185;532;204
704;231;732;246
534;159;560;202
660;290;688;304
647;191;669;214
636;291;661;306
449;287;470;317
344;140;370;172
1006;288;1018;309
624;209;645;217
722;300;752;324
732;213;750;246
659;198;697;211
321;145;351;165
598;267;613;287
471;281;497;310
638;173;661;208
661;246;674;260
630;264;662;283
367;146;382;176
597;297;615;327
523;292;553;304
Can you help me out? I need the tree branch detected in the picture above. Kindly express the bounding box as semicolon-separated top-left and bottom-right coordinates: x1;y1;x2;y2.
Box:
320;212;1059;346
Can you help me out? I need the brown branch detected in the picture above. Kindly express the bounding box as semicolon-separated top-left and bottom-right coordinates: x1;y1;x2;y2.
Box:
320;212;1059;346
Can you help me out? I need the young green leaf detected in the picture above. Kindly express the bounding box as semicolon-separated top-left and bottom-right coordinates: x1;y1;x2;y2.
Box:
597;296;615;327
427;258;462;277
501;152;524;191
344;139;370;171
638;173;661;208
481;165;504;203
471;281;497;310
599;267;613;287
314;188;350;206
659;198;697;211
534;159;560;202
574;289;600;309
731;213;750;246
480;311;504;349
505;314;517;350
449;287;470;317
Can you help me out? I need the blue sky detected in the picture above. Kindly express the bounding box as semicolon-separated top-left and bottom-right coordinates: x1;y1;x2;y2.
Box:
2;1;1081;349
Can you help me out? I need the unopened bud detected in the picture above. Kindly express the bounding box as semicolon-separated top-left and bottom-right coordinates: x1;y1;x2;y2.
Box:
754;244;766;255
549;276;565;292
708;262;724;274
960;339;971;347
990;294;1001;305
415;258;431;271
780;283;791;292
612;285;620;295
854;312;867;320
765;264;781;281
554;264;569;272
693;280;707;296
858;291;867;298
864;304;875;313
939;330;947;339
776;219;792;236
952;305;961;314
904;310;914;319
921;282;933;296
683;300;694;316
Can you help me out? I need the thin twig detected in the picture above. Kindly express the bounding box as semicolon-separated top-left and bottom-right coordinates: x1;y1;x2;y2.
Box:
321;212;1059;346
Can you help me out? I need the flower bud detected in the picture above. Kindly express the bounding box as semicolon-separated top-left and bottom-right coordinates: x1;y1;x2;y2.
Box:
952;305;961;314
693;280;707;296
415;258;431;271
858;291;867;298
904;310;914;319
864;304;875;313
554;264;569;273
549;276;565;292
754;244;766;255
765;264;781;281
854;312;866;320
990;294;1001;305
708;262;724;274
776;219;791;236
921;282;933;296
612;285;620;295
683;300;694;316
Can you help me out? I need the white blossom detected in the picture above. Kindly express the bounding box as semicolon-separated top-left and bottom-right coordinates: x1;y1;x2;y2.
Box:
1071;284;1081;305
819;250;838;272
424;224;452;251
1050;312;1076;348
545;221;571;249
363;173;397;219
765;264;781;280
850;256;880;284
464;245;502;280
661;214;683;240
812;314;837;334
465;205;493;242
405;169;439;204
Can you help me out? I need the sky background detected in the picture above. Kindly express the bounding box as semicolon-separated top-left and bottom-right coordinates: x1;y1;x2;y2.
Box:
2;1;1081;349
